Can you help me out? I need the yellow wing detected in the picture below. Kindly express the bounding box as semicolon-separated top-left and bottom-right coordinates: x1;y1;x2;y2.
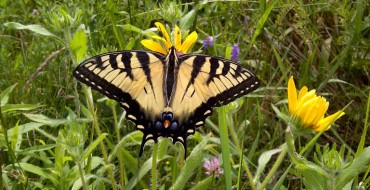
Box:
73;51;166;129
170;54;259;129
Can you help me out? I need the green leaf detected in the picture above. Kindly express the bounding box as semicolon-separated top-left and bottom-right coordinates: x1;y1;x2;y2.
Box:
118;24;143;34
218;106;232;190
296;162;329;190
171;136;209;190
179;9;196;30
15;163;58;185
254;148;282;182
190;176;213;190
248;0;277;49
125;156;153;190
81;133;107;160
23;113;67;127
7;122;44;137
72;174;100;190
4;22;57;37
1;104;43;113
271;103;290;124
0;83;17;106
10;121;20;151
70;28;88;62
18;144;57;154
335;146;370;189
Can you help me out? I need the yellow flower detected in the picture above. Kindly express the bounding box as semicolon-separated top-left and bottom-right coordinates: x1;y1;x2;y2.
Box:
141;22;198;54
288;76;345;132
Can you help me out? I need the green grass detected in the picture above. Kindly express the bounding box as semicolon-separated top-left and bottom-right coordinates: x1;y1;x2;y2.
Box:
1;0;369;189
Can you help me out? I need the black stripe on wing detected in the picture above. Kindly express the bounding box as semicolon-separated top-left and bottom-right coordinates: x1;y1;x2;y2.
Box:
73;50;165;129
177;54;260;135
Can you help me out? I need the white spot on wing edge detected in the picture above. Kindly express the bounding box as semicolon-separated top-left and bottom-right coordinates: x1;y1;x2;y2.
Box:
204;110;212;115
187;129;194;133
195;121;203;125
127;114;137;120
136;125;144;129
121;102;129;108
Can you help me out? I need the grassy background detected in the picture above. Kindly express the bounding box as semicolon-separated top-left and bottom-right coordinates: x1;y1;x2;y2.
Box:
1;0;369;189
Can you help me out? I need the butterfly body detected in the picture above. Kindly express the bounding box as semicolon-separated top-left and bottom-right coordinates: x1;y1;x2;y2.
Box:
73;46;259;157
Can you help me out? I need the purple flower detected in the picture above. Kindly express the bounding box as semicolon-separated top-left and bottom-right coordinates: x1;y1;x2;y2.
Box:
203;157;224;176
32;9;39;15
244;15;251;24
231;43;240;62
203;36;214;49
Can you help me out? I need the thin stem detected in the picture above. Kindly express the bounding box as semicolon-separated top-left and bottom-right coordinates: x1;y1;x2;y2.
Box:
111;103;125;188
83;86;117;190
242;158;257;190
151;143;158;190
258;143;287;190
77;161;87;190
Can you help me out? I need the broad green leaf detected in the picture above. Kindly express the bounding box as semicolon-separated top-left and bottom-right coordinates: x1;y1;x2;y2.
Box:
108;130;142;162
7;122;44;137
10;121;20;151
81;133;107;160
4;22;57;37
179;9;196;30
225;45;232;60
1;104;43;113
15;163;58;185
296;162;329;190
118;24;143;34
254;148;282;182
190;176;213;190
23;113;67;127
335;146;370;189
171;136;209;190
18;144;57;154
125;157;153;190
271;104;290;124
72;174;99;190
0;83;17;106
70;28;87;62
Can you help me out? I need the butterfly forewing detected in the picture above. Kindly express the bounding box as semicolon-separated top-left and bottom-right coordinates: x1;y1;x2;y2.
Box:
172;54;260;133
73;51;166;128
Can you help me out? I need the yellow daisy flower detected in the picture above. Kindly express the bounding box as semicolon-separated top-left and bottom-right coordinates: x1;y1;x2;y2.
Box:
288;76;345;132
141;22;198;54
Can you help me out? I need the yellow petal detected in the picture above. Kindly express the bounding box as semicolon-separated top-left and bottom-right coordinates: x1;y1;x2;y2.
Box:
174;25;182;49
314;110;345;132
288;76;297;114
310;98;328;125
141;39;167;54
178;31;198;53
296;97;319;126
298;86;308;100
151;35;171;51
155;22;172;46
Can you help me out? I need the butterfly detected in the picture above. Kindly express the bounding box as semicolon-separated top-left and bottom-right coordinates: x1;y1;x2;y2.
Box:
73;46;259;157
